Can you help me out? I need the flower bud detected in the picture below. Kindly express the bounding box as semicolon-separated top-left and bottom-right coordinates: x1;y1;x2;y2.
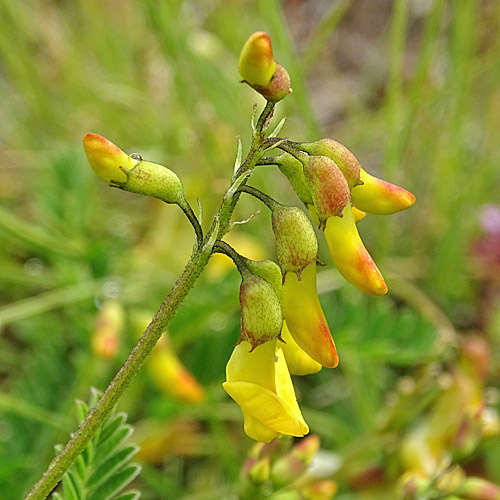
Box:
91;301;124;360
239;273;283;350
83;133;186;207
456;477;500;500
275;153;314;205
351;168;415;215
83;133;133;183
301;155;351;230
301;481;338;500
272;205;318;277
271;435;320;487
299;139;363;189
249;457;271;485
239;32;276;87
238;32;291;102
245;259;284;307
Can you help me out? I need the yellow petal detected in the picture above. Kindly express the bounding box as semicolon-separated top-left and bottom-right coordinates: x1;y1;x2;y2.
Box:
352;205;367;222
223;381;307;437
226;340;277;392
283;263;339;368
323;203;388;295
351;168;416;215
242;410;280;443
83;133;134;183
238;32;277;87
148;348;205;403
280;321;322;375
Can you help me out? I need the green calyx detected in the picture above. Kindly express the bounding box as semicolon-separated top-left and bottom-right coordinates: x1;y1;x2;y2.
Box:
113;159;187;209
271;205;318;278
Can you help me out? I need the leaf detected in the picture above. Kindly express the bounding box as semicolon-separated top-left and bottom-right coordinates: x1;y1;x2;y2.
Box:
113;491;141;500
93;425;134;467
87;464;142;500
87;445;140;490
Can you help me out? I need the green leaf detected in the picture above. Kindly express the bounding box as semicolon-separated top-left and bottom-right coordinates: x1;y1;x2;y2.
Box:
87;464;142;500
87;445;140;490
113;491;141;500
93;425;133;467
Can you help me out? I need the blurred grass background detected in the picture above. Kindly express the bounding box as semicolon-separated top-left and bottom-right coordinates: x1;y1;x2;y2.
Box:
1;0;500;499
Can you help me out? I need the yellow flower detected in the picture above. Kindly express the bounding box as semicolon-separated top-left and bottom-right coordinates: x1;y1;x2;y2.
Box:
351;168;416;215
283;263;339;368
148;335;205;404
322;203;388;295
280;321;322;375
238;31;277;87
83;133;136;183
223;339;309;443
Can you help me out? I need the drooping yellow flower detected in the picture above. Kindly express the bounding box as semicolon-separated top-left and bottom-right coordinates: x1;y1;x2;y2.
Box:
283;263;339;369
322;203;387;295
83;133;136;183
280;321;322;376
223;340;309;443
352;168;416;215
148;335;205;404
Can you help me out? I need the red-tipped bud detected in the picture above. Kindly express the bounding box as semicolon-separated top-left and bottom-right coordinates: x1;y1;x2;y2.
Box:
239;273;283;350
272;205;318;277
456;477;500;500
239;32;291;102
91;301;124;360
300;139;362;189
239;32;276;87
301;480;338;500
301;155;351;229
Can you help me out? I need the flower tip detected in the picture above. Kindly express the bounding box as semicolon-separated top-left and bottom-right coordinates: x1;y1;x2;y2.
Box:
239;31;276;87
83;133;131;183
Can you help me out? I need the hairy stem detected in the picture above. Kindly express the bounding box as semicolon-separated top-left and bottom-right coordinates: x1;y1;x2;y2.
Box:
238;184;278;211
24;101;275;500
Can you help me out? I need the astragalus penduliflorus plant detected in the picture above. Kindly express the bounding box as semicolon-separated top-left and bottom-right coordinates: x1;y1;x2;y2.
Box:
24;31;415;500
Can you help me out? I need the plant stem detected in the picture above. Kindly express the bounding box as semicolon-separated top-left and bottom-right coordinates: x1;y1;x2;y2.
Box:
180;199;204;246
23;101;275;500
238;185;278;211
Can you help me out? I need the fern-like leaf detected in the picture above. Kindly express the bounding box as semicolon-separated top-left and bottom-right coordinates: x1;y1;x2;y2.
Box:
52;390;141;500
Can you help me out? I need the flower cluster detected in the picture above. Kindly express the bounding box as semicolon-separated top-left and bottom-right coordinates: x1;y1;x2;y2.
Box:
220;32;415;442
82;31;415;445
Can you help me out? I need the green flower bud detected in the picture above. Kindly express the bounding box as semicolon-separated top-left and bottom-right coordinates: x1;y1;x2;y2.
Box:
299;139;363;189
456;477;500;500
271;436;320;488
116;159;186;207
245;259;283;307
301;481;338;500
271;205;318;277
275;153;314;205
301;155;351;230
249;457;271;485
239;273;283;350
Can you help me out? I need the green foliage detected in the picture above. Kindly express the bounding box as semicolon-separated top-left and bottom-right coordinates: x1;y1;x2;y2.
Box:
52;390;141;500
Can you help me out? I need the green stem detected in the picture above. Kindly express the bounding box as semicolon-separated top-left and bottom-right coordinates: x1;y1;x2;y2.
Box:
23;101;275;500
179;199;204;246
213;240;249;276
238;185;278;211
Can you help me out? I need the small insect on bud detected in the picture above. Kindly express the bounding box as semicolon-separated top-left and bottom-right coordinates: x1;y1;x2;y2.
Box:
239;273;283;350
301;155;351;229
299;139;363;189
271;205;318;277
238;31;291;103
